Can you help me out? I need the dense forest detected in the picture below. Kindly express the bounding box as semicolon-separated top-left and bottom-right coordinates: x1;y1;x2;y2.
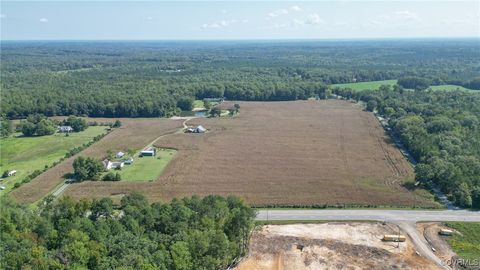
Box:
333;87;480;208
2;39;479;118
0;193;256;270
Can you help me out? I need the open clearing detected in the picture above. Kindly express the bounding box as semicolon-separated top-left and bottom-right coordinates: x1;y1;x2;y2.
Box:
119;149;177;182
236;223;440;270
0;126;107;196
10;118;183;203
428;85;475;92
331;80;397;90
65;100;435;207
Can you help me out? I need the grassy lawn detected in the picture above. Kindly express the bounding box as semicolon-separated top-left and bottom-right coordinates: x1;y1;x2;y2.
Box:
117;148;177;182
444;222;480;261
0;126;107;195
428;85;475;92
193;100;205;109
331;80;397;91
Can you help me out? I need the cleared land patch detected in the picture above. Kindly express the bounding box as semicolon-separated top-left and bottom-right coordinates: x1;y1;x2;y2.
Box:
236;223;439;270
10;118;183;203
331;80;397;91
65;100;436;207
0;126;107;196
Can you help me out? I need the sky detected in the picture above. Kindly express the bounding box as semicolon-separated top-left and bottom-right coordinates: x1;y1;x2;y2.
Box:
1;1;479;40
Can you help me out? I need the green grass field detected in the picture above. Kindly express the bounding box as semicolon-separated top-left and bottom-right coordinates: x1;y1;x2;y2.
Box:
117;148;177;182
0;126;107;195
193;100;205;109
444;222;480;261
428;85;475;92
331;80;397;91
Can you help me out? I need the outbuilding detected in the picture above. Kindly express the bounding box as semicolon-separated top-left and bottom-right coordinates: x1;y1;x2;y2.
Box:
141;147;156;157
116;151;125;158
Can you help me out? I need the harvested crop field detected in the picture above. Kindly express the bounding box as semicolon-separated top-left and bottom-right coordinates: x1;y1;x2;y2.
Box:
11;118;183;203
64;100;435;207
235;223;440;270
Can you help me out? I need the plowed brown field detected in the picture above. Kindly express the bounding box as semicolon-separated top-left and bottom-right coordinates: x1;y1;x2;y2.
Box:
64;100;435;207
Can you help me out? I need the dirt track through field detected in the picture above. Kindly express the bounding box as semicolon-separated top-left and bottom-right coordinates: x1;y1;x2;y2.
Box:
64;100;436;207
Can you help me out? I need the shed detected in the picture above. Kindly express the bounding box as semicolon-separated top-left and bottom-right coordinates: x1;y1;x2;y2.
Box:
7;170;17;177
141;147;156;157
116;151;125;158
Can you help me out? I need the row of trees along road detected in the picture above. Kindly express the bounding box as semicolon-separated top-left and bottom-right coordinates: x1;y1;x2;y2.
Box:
334;85;480;209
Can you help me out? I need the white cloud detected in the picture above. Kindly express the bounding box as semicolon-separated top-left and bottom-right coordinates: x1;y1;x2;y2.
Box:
39;17;48;23
268;8;288;18
202;19;246;29
290;5;302;12
395;10;419;21
305;13;324;25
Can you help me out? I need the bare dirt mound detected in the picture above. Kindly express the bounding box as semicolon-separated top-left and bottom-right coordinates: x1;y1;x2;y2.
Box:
236;223;440;270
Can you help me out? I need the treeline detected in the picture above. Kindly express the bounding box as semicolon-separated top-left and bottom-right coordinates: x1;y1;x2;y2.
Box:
1;40;479;118
333;86;480;208
398;76;480;91
0;193;256;270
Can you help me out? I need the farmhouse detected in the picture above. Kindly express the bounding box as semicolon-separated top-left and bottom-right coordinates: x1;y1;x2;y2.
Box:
102;159;124;170
185;125;207;133
141;147;156;157
57;126;73;133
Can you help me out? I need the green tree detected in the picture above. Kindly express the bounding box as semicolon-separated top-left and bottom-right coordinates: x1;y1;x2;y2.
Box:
36;119;56;136
209;107;221;117
177;97;194;111
366;100;377;112
21;121;37;136
170;242;192;270
452;183;472;208
66;116;88;132
73;156;104;181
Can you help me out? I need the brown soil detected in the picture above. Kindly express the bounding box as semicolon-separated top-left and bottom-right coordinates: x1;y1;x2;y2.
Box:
236;223;440;270
417;223;458;267
155;100;432;206
62;100;435;207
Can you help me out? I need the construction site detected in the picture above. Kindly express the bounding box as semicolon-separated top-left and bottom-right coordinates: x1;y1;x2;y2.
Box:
236;222;463;270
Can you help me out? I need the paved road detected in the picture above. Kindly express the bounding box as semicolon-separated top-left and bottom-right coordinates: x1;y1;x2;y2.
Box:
256;209;480;222
257;209;480;270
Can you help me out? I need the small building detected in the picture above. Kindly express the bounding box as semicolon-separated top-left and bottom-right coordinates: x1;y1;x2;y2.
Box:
116;151;125;158
57;126;73;133
141;147;156;157
382;235;406;242
102;159;124;170
195;125;207;133
124;157;134;164
7;170;17;177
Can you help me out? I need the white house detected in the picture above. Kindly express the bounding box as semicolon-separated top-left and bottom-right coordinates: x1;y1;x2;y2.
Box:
195;125;207;133
7;170;17;177
57;126;73;133
102;159;124;170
